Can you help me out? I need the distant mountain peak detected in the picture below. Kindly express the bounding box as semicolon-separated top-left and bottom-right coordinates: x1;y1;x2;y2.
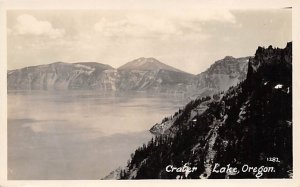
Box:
128;57;160;67
136;57;156;61
223;56;235;60
118;57;184;73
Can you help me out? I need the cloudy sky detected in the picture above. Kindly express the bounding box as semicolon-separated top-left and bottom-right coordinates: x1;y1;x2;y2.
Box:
7;9;291;74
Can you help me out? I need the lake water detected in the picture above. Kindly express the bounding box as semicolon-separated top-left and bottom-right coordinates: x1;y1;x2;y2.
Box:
7;91;187;179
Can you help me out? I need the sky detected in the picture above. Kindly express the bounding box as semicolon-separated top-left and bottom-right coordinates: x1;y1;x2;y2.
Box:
7;9;291;74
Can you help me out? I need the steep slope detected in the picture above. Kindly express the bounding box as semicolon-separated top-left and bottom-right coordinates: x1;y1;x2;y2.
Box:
102;167;123;180
117;42;292;179
192;56;250;98
7;62;118;91
117;57;195;93
151;56;250;135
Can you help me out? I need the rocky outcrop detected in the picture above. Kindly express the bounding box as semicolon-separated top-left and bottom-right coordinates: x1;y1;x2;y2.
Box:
118;42;292;179
192;56;250;97
150;56;250;135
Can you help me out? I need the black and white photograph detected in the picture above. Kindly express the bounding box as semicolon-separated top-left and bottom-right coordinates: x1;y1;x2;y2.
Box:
0;0;299;186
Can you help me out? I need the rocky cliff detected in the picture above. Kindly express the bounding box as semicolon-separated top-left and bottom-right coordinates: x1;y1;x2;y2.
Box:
7;57;249;96
192;56;250;98
7;62;118;91
115;42;292;179
150;56;250;135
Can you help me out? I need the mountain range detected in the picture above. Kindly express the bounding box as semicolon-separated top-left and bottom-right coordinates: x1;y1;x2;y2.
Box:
7;56;250;98
105;42;292;179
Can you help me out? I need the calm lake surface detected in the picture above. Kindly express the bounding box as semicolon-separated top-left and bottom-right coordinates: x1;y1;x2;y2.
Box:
8;91;187;179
